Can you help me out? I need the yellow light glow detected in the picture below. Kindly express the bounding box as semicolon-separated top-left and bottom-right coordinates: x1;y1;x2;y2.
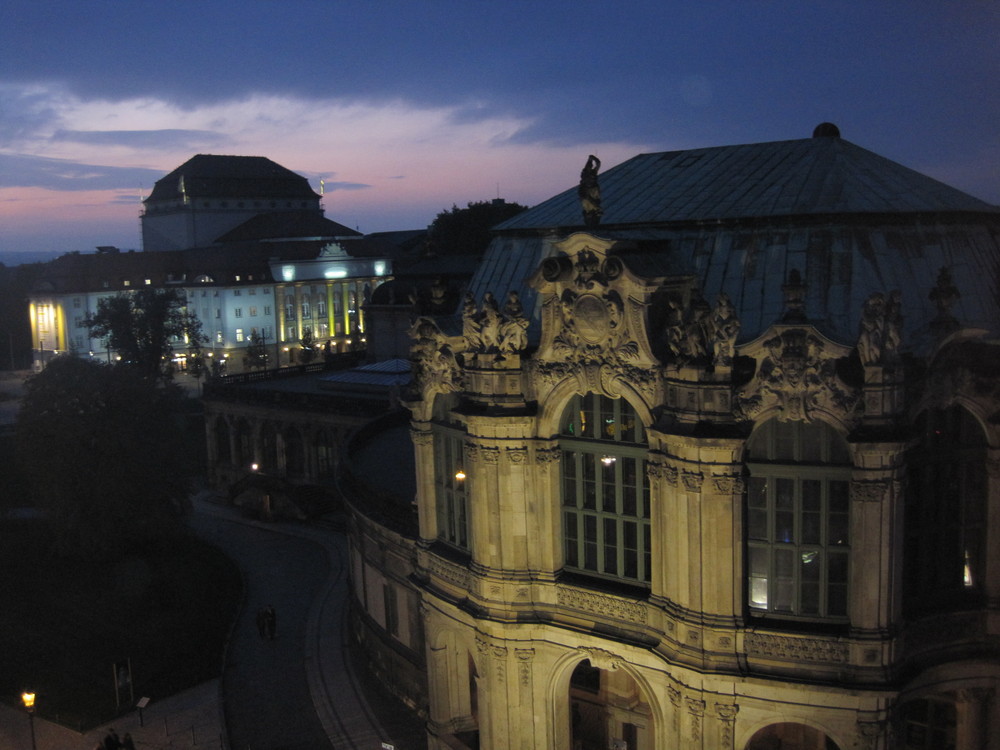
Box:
21;692;35;710
455;469;466;481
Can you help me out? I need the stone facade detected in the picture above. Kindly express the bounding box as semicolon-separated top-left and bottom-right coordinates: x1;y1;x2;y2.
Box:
402;232;1000;750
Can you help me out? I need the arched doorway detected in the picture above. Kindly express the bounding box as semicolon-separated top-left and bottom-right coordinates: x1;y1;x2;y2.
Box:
744;722;840;750
568;659;652;750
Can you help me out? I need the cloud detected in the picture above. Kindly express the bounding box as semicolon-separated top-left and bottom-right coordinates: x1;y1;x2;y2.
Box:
0;153;163;191
51;128;228;150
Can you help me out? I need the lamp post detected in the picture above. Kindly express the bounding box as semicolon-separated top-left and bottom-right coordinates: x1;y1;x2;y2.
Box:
21;692;36;750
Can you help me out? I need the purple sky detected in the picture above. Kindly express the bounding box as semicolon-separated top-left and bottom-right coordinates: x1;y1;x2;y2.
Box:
1;1;998;258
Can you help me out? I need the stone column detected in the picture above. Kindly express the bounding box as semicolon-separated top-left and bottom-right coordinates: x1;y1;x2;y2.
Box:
956;687;993;750
410;425;438;542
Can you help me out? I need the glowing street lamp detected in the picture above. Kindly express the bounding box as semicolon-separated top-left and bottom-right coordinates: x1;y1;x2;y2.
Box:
21;692;37;750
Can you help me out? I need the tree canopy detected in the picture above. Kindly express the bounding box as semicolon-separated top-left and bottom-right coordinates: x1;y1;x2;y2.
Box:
16;356;194;558
427;199;528;256
85;288;205;379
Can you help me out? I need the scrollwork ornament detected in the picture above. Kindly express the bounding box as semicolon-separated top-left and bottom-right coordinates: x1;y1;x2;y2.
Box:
506;447;527;464
536;448;563;465
713;475;745;494
681;470;704;493
410;429;433;446
480;447;500;464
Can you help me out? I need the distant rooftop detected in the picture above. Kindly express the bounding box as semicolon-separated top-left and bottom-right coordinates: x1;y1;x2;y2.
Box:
145;154;319;203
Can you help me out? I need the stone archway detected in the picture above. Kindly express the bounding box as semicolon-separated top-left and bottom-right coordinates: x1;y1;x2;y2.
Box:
568;659;653;750
744;722;841;750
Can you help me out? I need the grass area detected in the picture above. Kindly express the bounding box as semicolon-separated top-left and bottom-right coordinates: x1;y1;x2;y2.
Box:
0;519;242;731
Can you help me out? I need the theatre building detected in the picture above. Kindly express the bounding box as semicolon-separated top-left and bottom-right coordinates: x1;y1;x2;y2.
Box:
367;125;1000;749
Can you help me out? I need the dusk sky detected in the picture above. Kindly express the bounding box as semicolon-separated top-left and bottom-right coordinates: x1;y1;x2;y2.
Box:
1;1;998;258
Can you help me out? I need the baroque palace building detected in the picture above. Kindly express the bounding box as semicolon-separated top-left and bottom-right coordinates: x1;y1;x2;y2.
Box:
357;124;1000;750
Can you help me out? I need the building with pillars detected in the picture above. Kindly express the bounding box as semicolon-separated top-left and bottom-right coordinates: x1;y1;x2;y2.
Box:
367;125;1000;749
27;155;400;372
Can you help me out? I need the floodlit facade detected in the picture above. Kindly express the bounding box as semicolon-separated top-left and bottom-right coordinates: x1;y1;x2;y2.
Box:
376;126;1000;749
27;155;395;372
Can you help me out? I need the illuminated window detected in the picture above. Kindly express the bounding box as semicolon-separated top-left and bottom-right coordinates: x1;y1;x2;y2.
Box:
249;307;258;317
123;280;131;287
235;329;244;342
301;301;311;319
435;428;469;551
905;405;987;614
317;300;327;317
560;394;650;584
745;420;851;620
144;279;151;285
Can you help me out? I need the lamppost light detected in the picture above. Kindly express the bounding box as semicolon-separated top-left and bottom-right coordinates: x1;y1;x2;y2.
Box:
21;692;35;710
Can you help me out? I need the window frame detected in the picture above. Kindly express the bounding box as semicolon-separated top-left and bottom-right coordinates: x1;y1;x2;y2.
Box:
559;394;651;586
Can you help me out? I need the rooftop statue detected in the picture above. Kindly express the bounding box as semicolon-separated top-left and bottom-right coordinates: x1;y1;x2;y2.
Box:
578;154;603;227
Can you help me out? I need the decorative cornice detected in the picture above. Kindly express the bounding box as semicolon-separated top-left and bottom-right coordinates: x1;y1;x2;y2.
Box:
557;586;647;624
745;632;848;663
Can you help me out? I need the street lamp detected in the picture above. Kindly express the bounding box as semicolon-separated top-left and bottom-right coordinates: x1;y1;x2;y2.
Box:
21;692;36;750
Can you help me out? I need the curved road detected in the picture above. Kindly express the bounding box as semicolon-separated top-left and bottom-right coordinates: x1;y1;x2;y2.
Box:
190;500;425;750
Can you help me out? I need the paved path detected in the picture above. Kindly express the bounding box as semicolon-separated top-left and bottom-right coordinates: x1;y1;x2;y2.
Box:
0;499;426;750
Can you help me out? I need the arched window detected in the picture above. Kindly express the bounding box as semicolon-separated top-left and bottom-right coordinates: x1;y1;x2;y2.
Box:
435;427;469;551
905;405;987;614
560;394;650;584
745;419;852;621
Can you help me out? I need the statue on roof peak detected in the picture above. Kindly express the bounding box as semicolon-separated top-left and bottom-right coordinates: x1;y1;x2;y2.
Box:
578;154;603;227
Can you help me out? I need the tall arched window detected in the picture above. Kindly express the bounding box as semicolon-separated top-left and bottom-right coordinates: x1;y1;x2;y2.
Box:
435;427;469;551
745;419;852;621
560;394;650;584
905;405;987;614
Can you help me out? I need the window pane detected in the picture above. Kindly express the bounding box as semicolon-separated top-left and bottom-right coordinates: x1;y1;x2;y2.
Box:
583;515;598;570
603;519;617;574
564;512;578;567
774;548;794;611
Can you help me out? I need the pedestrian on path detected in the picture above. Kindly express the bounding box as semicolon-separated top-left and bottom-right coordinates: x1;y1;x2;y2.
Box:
265;604;277;639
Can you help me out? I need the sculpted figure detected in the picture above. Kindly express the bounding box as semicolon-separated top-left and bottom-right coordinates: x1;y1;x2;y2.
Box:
929;266;960;318
857;292;885;366
882;290;903;362
578;155;603;227
710;293;740;366
499;291;529;354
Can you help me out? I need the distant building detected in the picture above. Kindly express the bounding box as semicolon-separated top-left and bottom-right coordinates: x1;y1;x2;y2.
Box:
27;155;408;373
141;154;324;252
349;125;1000;749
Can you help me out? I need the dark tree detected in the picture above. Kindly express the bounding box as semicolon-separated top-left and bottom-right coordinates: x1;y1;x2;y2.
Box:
244;330;269;370
298;328;317;364
427;199;528;256
15;356;193;558
85;289;206;380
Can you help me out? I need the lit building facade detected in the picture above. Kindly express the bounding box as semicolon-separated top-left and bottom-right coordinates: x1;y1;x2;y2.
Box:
385;127;1000;749
27;155;395;373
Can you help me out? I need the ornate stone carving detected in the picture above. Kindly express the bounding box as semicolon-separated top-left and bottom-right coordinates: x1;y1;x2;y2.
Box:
480;447;500;464
712;475;746;494
716;703;738;749
515;648;534;686
858;290;903;366
687;698;706;744
646;459;667;480
930;266;960;319
736;328;859;423
428;555;471;589
681;470;704;493
410;429;433;446
851;481;889;503
536;448;563;464
745;632;849;663
578;646;622;671
557;587;647;624
506;447;527;463
463;290;529;359
409;317;461;395
464;443;480;463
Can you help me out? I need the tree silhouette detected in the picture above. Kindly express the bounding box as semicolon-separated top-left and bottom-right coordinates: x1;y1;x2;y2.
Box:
85;289;206;380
